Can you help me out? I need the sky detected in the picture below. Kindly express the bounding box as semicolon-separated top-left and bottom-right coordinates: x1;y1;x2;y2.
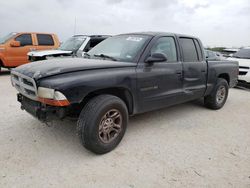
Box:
0;0;249;47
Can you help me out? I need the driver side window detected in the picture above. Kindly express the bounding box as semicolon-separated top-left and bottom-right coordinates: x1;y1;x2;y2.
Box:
151;37;177;62
15;34;32;46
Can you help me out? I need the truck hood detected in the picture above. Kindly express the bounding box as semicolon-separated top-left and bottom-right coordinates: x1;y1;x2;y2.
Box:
227;57;250;67
12;58;136;80
28;49;72;57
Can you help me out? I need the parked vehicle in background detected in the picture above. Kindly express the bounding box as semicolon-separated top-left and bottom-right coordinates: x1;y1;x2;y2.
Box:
28;35;110;61
205;50;225;61
11;32;238;154
222;48;239;57
228;47;250;84
0;32;60;72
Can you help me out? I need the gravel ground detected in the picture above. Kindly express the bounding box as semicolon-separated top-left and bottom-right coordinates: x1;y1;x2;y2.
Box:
0;70;250;188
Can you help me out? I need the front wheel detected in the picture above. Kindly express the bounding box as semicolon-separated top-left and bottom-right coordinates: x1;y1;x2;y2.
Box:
77;95;128;154
204;78;229;110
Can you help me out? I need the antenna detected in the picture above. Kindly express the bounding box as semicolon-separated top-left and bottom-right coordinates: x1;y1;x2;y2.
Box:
74;16;77;35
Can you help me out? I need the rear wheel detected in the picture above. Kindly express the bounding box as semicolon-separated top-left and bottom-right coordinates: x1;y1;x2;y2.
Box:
204;78;229;110
77;95;128;154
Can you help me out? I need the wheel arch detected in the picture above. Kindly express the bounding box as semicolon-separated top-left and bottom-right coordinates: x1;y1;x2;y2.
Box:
0;58;3;67
80;87;134;115
218;73;230;85
0;56;8;67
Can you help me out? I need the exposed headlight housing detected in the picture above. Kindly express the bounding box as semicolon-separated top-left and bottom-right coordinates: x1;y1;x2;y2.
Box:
37;87;70;106
38;87;55;99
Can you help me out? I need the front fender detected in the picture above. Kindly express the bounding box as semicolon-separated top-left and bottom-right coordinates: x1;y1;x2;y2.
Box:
37;68;137;104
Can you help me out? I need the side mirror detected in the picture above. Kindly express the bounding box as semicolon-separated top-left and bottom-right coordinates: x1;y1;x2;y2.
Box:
10;41;21;47
145;53;167;63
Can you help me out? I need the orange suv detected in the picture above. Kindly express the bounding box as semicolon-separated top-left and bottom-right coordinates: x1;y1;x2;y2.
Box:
0;32;60;71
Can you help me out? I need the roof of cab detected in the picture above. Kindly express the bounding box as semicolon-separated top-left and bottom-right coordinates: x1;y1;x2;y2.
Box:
73;35;111;38
13;32;57;35
120;31;196;39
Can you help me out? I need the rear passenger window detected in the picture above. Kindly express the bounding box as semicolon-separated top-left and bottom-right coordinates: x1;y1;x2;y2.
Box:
194;39;203;61
150;37;177;62
37;34;54;46
179;38;199;62
84;38;106;52
15;34;32;46
89;38;104;48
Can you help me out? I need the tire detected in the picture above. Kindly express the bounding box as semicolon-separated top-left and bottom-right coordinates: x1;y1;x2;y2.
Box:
204;78;229;110
77;95;128;154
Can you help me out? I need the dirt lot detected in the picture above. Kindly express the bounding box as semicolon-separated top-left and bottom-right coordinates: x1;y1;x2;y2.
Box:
0;70;250;188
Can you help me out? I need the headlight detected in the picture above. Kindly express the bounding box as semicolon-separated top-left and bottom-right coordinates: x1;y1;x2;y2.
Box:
37;87;70;106
38;87;55;99
54;91;67;100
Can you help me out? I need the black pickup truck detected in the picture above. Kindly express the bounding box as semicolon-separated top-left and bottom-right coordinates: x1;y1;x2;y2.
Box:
11;32;238;154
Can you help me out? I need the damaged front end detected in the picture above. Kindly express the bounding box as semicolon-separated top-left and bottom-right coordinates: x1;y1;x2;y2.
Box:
17;94;67;122
11;71;70;122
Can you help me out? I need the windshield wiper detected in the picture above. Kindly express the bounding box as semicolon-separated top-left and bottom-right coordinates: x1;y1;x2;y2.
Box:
84;52;90;57
94;54;117;61
233;55;240;58
232;56;249;59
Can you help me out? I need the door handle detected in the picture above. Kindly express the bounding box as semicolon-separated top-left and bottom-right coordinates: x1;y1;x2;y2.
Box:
176;70;183;80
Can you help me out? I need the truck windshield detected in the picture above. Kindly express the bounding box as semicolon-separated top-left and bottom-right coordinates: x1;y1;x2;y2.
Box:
233;49;250;59
0;32;17;44
59;36;86;51
86;35;150;62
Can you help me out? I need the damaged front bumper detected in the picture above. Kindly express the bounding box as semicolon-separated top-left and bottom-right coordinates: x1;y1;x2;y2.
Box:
18;93;67;122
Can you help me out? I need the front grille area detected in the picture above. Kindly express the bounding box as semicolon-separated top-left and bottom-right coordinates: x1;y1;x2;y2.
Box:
239;71;248;75
11;71;38;101
239;66;249;76
239;66;249;69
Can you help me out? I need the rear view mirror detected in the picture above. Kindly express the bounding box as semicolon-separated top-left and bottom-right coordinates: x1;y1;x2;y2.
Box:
10;41;21;47
145;53;167;63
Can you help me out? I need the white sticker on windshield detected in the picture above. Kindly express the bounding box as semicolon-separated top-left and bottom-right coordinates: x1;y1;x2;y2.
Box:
76;38;85;41
126;36;143;42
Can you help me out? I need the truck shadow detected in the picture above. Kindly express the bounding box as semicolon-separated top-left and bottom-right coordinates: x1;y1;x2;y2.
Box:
23;99;206;155
235;85;250;91
0;70;10;76
128;99;205;132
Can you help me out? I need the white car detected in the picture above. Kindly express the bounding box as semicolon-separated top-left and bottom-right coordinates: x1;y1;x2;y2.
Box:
205;50;225;61
222;48;239;57
28;35;110;61
228;47;250;84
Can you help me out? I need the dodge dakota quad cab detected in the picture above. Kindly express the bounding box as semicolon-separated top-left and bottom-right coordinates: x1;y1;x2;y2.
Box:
11;32;238;154
28;35;110;62
0;32;60;71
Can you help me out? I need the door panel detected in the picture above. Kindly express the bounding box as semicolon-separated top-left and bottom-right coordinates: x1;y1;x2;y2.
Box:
179;38;207;100
137;62;184;113
182;61;207;98
136;36;184;113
